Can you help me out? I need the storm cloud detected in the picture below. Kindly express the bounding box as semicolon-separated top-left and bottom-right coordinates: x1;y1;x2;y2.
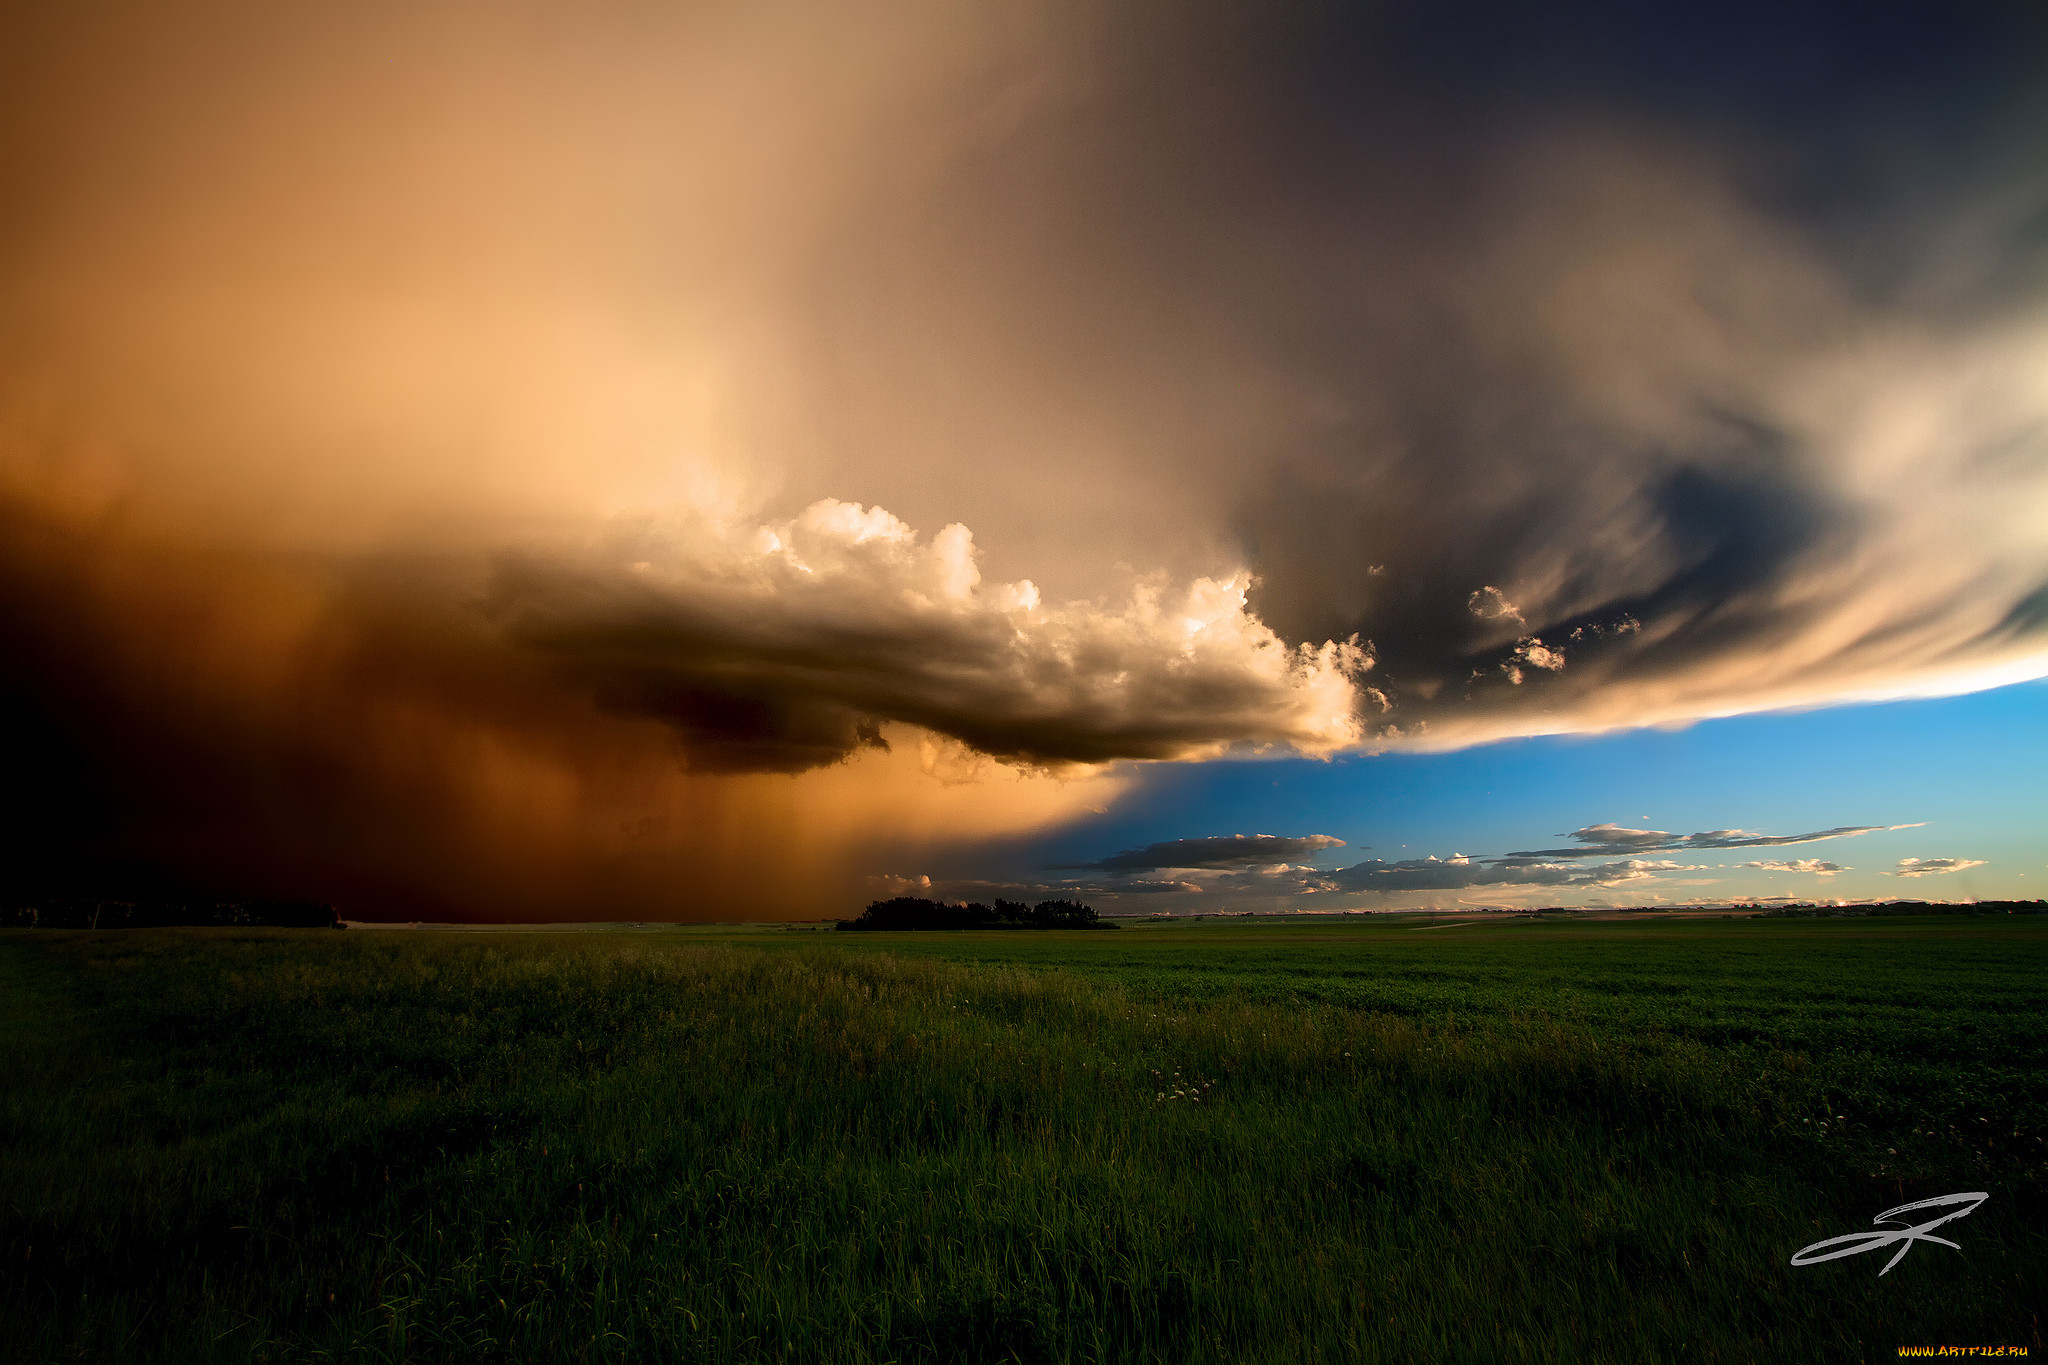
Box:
1;0;2042;916
487;502;1368;771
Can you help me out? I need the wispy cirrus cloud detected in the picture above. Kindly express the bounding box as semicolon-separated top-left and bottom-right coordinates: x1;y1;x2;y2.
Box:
1888;858;1988;878
1504;823;1922;860
1739;859;1848;875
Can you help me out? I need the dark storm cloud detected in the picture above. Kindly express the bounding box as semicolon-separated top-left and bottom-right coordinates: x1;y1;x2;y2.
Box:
2;0;2044;918
1502;823;1917;859
1015;0;2048;745
1055;833;1347;873
0;501;1133;920
475;0;2048;767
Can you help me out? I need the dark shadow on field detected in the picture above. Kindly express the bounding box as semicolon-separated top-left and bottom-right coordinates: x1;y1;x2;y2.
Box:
884;1284;1061;1365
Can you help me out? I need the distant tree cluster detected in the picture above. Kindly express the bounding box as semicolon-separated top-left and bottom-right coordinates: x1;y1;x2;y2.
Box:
1757;899;2045;919
1;898;341;929
836;897;1112;931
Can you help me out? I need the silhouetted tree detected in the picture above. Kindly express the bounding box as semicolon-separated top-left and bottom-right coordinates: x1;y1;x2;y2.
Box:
836;896;1112;931
1031;899;1101;928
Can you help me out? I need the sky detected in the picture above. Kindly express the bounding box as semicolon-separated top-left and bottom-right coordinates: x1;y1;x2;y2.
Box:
1;0;2044;919
923;679;2048;911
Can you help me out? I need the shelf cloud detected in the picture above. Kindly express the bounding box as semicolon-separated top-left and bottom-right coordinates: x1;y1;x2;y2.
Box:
489;502;1370;772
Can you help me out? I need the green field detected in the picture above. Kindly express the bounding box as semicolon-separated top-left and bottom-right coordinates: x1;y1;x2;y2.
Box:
3;917;2043;1363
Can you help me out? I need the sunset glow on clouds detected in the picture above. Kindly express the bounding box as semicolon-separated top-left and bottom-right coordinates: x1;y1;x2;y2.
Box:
1;1;2042;917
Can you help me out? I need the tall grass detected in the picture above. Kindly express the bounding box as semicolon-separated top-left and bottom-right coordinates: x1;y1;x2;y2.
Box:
2;925;2042;1363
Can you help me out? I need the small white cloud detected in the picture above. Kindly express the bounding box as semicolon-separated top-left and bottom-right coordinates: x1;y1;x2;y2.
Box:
1568;616;1641;643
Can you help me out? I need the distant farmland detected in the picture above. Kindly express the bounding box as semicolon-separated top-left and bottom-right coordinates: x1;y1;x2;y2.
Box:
3;917;2043;1363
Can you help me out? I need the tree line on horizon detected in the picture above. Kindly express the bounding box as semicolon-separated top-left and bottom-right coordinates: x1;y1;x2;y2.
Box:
836;897;1112;931
1;898;342;929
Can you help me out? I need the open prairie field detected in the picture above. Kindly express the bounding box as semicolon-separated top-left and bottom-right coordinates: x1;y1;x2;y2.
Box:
3;917;2044;1363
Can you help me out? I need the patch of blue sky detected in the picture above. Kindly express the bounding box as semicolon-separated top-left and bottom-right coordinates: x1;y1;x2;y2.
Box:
1003;678;2048;905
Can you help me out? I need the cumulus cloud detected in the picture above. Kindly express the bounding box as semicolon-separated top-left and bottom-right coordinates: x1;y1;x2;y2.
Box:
1889;857;1988;878
1740;859;1848;875
488;501;1372;771
1059;833;1348;872
1500;636;1567;685
1506;823;1919;859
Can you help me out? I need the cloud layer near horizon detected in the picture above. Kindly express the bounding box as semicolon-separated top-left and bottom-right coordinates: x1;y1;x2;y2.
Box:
897;817;1933;908
2;0;2043;915
903;791;2030;908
